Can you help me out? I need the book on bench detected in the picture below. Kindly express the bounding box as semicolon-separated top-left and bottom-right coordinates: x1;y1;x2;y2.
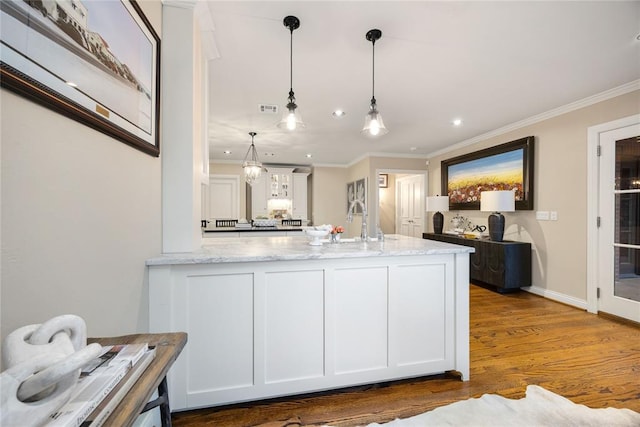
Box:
46;343;151;427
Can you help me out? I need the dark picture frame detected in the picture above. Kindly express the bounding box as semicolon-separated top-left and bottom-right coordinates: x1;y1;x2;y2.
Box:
378;173;388;188
441;136;535;210
0;0;160;156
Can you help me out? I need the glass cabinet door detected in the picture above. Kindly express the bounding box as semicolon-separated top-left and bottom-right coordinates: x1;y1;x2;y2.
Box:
281;174;290;197
270;174;279;197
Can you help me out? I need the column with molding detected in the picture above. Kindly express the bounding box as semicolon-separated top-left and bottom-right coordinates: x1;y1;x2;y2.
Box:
160;0;217;252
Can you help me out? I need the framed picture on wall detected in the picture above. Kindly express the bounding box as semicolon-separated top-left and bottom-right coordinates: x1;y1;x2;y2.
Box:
346;181;356;214
378;174;388;188
0;0;160;156
441;136;535;210
346;178;367;214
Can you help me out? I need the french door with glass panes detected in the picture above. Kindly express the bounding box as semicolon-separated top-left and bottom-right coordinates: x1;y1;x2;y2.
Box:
598;123;640;322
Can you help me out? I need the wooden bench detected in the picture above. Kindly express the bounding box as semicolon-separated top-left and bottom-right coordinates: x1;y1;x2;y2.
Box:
87;332;187;427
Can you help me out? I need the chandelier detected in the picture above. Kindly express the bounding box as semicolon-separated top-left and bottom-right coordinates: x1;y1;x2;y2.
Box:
242;132;262;185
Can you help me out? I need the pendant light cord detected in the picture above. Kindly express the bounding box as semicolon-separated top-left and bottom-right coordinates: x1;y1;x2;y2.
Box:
371;39;375;101
289;27;294;93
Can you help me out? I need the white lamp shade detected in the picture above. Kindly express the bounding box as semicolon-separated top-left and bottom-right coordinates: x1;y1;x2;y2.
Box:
426;196;449;212
480;190;515;212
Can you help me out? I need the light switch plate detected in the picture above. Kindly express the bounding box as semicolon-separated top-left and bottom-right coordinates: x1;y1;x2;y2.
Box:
536;211;550;220
550;211;558;221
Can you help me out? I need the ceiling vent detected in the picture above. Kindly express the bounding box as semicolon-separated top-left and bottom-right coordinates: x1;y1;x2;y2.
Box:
258;104;279;114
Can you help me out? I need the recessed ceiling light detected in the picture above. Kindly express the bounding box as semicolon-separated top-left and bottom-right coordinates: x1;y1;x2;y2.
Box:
66;81;78;87
223;150;232;155
332;110;346;118
452;118;463;126
306;153;313;158
263;153;276;157
410;147;417;152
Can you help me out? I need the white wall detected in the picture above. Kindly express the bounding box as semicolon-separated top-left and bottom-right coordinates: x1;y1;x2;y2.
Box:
427;89;640;303
0;1;163;360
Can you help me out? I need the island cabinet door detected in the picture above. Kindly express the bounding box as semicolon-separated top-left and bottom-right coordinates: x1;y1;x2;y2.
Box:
261;270;325;384
332;266;390;375
179;272;256;409
388;258;455;373
156;264;329;409
330;255;456;381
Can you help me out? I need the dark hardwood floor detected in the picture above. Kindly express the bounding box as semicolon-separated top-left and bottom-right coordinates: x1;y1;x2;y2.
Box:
172;284;640;426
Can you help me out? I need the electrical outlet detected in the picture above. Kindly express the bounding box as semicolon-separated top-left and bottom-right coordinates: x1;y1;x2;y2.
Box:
536;211;549;220
550;211;558;221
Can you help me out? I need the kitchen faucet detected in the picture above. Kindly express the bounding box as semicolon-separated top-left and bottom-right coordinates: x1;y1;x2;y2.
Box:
347;199;368;241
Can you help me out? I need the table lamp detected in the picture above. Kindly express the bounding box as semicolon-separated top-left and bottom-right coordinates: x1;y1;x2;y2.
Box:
480;190;515;242
426;196;450;234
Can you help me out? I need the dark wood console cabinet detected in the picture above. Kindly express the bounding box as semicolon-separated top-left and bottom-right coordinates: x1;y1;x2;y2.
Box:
423;233;531;291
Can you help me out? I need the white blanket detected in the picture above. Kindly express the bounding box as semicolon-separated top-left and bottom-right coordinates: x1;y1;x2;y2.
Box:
366;385;640;427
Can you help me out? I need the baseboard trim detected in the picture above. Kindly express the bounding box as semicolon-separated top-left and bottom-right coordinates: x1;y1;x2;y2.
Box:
522;285;588;311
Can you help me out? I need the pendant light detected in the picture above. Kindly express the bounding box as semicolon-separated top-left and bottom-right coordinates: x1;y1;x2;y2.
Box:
242;132;262;185
277;15;304;131
362;29;388;137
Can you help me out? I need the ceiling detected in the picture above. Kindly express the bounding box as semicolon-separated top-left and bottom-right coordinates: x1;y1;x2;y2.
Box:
203;1;640;166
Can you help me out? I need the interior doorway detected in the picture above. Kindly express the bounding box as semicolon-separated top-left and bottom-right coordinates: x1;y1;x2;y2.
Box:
396;175;424;237
376;170;426;238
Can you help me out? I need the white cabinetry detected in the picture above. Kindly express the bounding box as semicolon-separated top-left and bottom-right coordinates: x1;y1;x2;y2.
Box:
292;173;309;220
249;175;268;219
250;169;308;220
149;252;469;410
268;168;293;199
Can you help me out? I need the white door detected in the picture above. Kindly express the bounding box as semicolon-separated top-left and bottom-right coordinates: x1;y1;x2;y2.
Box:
208;175;239;220
598;123;640;322
396;175;424;238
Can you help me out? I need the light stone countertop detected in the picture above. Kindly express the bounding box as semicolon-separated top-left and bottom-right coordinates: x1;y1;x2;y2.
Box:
146;234;474;266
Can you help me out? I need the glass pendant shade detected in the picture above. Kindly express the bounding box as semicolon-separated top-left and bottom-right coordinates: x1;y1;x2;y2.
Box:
242;132;263;185
277;91;305;130
278;16;304;131
363;29;388;138
362;99;388;137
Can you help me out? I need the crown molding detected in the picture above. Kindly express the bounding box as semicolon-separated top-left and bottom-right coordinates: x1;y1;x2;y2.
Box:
311;163;349;169
209;159;242;166
346;151;429;168
427;79;640;159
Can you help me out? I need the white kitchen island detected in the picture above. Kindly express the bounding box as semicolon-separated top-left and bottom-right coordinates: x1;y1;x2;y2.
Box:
147;235;473;411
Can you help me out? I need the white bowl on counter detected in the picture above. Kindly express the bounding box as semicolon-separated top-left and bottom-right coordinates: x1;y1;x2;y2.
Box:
304;228;331;246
